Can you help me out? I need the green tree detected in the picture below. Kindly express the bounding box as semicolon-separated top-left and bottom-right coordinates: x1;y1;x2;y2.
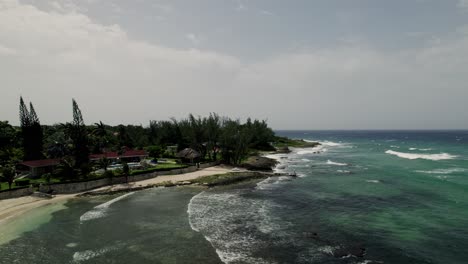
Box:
1;164;16;190
19;97;44;160
122;162;130;183
70;99;90;172
91;121;108;153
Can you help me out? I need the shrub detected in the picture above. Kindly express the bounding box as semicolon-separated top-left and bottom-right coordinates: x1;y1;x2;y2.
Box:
103;170;114;179
15;179;30;187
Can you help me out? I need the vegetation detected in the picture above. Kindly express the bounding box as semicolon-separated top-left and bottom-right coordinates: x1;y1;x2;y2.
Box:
19;97;44;161
1;164;16;190
0;97;280;189
191;172;267;187
273;136;320;148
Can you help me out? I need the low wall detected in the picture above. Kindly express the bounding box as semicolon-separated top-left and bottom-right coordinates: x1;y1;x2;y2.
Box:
36;161;220;195
0;187;34;200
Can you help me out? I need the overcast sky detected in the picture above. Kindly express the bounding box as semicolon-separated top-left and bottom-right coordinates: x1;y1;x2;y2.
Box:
1;0;468;129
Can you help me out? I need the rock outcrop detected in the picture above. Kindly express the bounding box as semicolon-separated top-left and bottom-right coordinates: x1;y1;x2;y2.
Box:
241;156;278;171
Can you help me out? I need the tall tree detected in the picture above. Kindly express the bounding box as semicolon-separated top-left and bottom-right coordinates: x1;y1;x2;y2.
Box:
19;97;43;160
29;102;44;158
70;99;90;170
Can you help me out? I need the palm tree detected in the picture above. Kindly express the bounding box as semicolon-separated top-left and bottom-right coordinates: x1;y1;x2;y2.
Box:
92;121;108;153
55;158;77;181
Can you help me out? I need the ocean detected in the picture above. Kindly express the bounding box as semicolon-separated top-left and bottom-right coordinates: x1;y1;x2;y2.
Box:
1;130;467;264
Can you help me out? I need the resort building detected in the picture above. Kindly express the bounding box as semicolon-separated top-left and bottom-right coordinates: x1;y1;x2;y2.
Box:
18;149;148;177
18;158;61;178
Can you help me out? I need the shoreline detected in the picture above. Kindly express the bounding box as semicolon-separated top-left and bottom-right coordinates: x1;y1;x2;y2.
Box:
0;166;233;231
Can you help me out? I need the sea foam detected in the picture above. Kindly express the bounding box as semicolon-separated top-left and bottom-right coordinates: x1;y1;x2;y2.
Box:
80;192;135;222
416;168;466;175
326;160;347;166
385;150;456;161
187;191;288;264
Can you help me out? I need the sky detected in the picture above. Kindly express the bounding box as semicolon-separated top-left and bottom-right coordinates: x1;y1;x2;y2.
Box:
1;0;468;129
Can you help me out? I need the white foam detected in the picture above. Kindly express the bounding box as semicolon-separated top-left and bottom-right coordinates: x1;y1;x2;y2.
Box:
409;147;432;151
80;192;134;222
66;243;78;248
337;170;351;173
415;168;466;175
366;180;380;183
255;176;291;190
326;160;347;166
317;245;338;255
187;191;288;264
385;150;457;161
72;247;114;262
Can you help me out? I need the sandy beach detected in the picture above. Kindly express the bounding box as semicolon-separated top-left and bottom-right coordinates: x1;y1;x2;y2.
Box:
0;166;231;226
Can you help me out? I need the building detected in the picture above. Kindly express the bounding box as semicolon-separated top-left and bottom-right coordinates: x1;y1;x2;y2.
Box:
89;149;148;163
18;149;148;177
18;158;61;178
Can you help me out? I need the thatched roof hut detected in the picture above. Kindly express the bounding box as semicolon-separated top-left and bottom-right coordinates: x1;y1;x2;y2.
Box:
176;148;201;161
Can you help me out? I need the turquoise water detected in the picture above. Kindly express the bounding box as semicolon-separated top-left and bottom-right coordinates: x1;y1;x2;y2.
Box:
1;131;467;263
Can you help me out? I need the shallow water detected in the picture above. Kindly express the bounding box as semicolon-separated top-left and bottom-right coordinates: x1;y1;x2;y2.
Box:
1;131;467;264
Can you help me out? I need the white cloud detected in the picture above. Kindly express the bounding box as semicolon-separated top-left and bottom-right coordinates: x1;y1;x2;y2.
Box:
0;0;467;129
458;0;468;10
0;44;15;55
260;10;274;16
185;33;201;45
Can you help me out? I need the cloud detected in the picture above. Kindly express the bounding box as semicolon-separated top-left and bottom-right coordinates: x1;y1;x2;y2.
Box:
260;10;274;16
458;0;468;10
0;44;16;55
185;33;201;45
1;0;468;129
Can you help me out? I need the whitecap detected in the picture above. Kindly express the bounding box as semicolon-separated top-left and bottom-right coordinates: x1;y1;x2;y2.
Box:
295;144;327;155
385;150;457;161
326;160;347;166
366;180;380;183
415;168;466;175
80;192;134;222
337;170;351;173
317;245;337;255
187;191;289;264
409;147;432;151
72;247;114;262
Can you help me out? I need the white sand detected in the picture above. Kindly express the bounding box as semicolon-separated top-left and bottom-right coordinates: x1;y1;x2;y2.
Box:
0;166;231;224
93;165;232;192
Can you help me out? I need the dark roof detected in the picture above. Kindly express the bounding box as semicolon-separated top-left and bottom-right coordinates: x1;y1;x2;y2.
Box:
20;159;61;168
89;149;148;160
176;148;201;159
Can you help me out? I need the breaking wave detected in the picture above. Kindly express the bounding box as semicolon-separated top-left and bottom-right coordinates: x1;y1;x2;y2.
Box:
80;192;135;222
72;247;115;262
187;191;290;264
416;168;466;175
327;160;347;166
385;150;457;161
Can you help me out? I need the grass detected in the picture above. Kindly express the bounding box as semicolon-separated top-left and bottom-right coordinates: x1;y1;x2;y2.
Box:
273;136;320;148
130;163;188;176
191;172;267;187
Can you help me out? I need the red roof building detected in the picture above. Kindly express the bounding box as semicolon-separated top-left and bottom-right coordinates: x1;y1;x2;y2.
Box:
18;149;148;177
